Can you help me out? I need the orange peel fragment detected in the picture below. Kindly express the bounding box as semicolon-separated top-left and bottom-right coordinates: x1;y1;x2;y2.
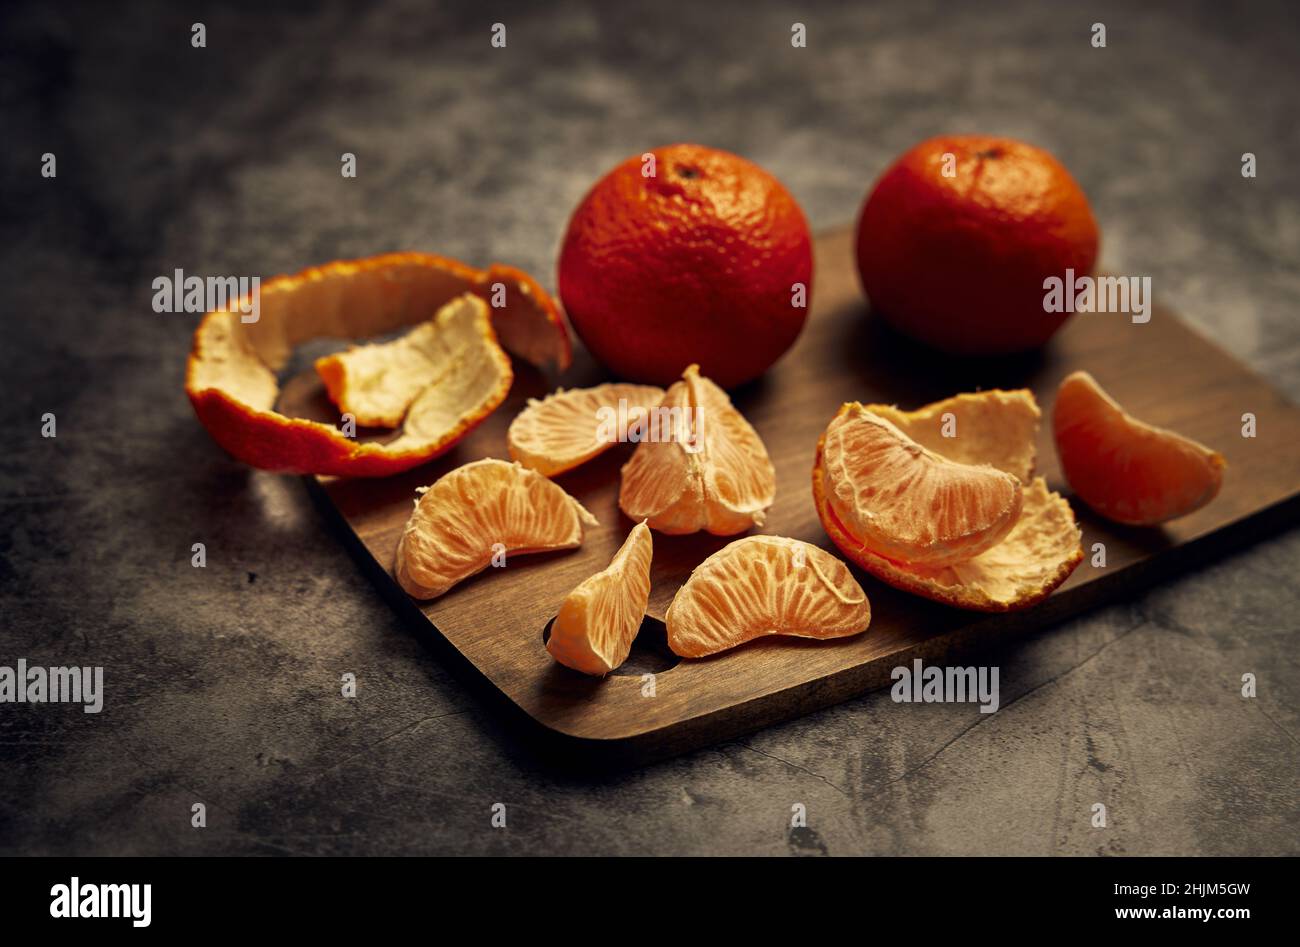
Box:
395;458;597;600
508;383;666;477
185;253;571;477
619;364;775;535
547;521;654;675
665;536;871;657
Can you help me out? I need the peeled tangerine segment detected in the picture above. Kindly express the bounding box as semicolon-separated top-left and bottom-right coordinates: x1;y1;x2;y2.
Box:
508;383;666;477
821;403;1024;566
619;364;775;535
813;391;1083;611
1053;371;1226;526
665;536;871;658
395;458;597;600
185;252;570;477
547;522;653;675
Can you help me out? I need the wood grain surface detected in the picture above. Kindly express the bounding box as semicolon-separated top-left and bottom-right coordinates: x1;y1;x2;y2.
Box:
284;226;1300;762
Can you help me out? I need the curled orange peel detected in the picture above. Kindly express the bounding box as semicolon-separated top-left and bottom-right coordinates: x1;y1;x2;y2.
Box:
185;253;571;477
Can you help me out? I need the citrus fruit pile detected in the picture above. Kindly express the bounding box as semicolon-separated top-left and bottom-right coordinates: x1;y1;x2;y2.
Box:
395;366;872;675
184;136;1230;682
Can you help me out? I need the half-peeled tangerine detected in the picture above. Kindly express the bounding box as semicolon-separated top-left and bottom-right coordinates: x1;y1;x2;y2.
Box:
814;391;1083;611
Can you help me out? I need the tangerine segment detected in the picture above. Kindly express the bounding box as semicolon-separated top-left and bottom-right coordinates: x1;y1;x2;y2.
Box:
395;458;597;600
815;463;1082;612
1053;371;1226;526
185;252;570;477
665;536;871;658
820;403;1023;566
619;364;775;535
547;522;653;676
865;389;1041;483
508;383;666;478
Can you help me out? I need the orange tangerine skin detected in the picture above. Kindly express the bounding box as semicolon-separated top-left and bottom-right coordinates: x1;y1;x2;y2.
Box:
1053;371;1226;526
558;144;812;389
185;253;568;478
856;135;1099;355
187;384;504;478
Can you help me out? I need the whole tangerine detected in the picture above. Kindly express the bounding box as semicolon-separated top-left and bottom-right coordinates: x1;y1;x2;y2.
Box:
558;144;813;388
855;134;1099;355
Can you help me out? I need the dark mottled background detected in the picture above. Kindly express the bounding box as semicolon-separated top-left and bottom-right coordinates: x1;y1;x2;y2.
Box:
1;0;1297;856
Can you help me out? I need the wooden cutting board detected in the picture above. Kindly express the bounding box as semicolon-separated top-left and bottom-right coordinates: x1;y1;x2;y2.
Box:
284;226;1300;765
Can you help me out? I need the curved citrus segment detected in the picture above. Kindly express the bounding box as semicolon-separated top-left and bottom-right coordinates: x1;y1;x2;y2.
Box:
547;521;653;675
866;389;1041;483
1053;371;1225;525
619;364;775;535
185;252;570;477
395;458;597;600
665;536;870;658
508;383;665;477
815;470;1082;612
820;403;1023;566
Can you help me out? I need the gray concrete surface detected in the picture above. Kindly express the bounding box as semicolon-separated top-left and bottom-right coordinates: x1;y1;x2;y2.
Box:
1;0;1297;856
